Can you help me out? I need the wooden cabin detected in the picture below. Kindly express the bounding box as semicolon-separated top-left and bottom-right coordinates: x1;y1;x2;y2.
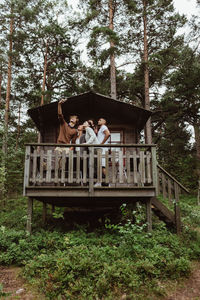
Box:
24;91;189;233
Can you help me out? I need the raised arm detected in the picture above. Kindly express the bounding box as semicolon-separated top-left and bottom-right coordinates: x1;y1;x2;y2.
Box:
58;99;67;123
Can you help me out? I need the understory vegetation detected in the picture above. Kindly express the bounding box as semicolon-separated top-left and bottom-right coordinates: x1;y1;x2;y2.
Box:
0;196;199;299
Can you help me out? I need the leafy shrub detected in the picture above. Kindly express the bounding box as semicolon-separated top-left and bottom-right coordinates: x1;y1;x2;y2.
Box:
0;195;199;299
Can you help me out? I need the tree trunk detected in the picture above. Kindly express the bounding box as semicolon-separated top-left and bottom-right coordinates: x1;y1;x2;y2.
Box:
2;16;13;155
142;0;152;144
109;0;117;99
41;40;48;106
16;102;21;151
38;41;48;144
194;122;200;180
0;71;2;109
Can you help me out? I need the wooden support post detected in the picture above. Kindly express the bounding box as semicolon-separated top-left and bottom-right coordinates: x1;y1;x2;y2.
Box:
42;202;47;225
89;147;94;197
151;147;158;195
174;183;181;234
157;168;160;195
23;145;31;196
162;173;167;199
168;179;172;204
146;198;152;232
26;197;33;234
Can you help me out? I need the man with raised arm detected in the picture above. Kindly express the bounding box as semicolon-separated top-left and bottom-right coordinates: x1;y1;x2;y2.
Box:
57;99;78;147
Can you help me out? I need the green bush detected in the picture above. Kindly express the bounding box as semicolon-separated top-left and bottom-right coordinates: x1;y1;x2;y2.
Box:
0;195;199;299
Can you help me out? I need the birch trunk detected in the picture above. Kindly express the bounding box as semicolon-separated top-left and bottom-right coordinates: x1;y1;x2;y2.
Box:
142;0;152;144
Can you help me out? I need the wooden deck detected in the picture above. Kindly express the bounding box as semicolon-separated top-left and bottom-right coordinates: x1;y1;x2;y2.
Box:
23;143;189;234
23;143;158;202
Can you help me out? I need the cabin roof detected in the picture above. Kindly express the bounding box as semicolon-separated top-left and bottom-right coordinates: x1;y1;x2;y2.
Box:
28;91;152;132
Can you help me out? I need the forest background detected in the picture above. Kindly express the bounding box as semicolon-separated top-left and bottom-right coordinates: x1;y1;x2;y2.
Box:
0;1;200;299
0;0;200;197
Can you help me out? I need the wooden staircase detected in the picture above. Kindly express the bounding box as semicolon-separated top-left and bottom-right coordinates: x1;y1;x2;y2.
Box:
151;165;190;232
151;197;175;228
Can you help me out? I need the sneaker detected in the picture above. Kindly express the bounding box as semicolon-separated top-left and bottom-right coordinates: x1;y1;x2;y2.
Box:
94;182;101;187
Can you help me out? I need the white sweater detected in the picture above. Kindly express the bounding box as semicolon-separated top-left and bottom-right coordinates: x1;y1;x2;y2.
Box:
85;127;99;144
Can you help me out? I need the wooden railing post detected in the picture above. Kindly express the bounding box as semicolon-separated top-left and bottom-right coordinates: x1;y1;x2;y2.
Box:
168;178;172;204
23;145;31;196
162;173;167;199
157;169;161;194
24;143;162;189
151;146;158;195
174;182;181;234
89;147;94;196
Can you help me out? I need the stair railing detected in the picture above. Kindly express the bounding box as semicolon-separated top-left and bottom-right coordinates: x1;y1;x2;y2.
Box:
157;164;189;234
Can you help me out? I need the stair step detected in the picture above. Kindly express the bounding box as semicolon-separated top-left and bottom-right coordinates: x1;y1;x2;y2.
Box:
151;197;175;227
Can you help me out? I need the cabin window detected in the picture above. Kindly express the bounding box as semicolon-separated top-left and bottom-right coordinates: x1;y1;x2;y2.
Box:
108;131;123;152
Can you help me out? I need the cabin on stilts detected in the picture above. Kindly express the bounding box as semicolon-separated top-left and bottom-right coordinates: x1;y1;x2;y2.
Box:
23;91;189;233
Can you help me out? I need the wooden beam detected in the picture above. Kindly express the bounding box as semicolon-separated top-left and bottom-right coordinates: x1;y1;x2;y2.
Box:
42;202;47;225
25;143;157;148
146;198;152;232
151;197;175;225
174;183;181;234
89;147;94;196
26;197;33;234
25;186;156;198
168;179;172;204
23;145;31;196
162;173;167;199
151;147;158;195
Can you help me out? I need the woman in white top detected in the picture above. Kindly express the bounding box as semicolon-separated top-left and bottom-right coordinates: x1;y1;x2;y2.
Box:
83;121;99;145
83;120;100;185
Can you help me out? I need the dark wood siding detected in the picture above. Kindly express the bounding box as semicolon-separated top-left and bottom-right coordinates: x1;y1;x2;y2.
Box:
43;125;58;143
42;124;137;144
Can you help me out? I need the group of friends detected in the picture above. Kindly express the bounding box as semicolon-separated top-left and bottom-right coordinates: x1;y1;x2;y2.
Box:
56;98;111;186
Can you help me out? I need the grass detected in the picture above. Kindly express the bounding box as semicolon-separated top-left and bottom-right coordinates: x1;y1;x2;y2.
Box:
0;195;199;299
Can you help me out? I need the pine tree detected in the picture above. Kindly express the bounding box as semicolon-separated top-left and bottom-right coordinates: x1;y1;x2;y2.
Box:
71;0;127;98
164;46;200;184
120;0;186;142
24;19;80;106
0;0;61;197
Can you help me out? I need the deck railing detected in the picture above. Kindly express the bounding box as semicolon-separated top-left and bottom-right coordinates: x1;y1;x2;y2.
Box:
156;164;190;233
23;143;157;194
157;164;189;202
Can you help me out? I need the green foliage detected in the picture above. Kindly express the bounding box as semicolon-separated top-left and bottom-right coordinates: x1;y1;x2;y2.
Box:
20;225;197;300
0;196;199;299
52;207;65;220
180;195;200;228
